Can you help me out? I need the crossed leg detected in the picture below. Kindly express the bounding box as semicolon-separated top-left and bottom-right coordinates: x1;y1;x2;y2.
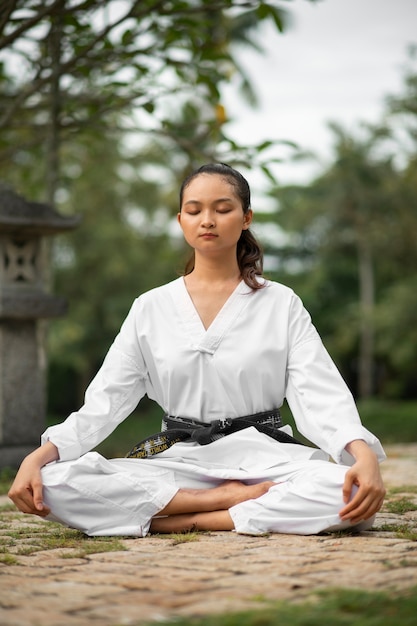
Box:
150;480;276;533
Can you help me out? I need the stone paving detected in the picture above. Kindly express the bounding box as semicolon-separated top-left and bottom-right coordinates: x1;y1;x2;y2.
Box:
0;444;416;626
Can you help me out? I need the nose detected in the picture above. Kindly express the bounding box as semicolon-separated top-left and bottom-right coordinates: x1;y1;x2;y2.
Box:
201;209;215;228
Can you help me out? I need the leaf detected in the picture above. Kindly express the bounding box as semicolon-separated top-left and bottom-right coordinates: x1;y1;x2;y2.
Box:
267;5;288;33
143;101;155;113
256;3;288;33
256;140;274;152
122;29;134;46
260;163;278;184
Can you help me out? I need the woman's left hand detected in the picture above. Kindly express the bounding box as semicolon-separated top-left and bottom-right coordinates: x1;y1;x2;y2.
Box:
339;440;386;524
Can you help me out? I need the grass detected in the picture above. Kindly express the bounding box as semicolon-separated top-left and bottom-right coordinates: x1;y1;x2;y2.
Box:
0;518;128;562
0;553;19;565
376;489;417;540
388;485;417;495
0;504;201;563
356;399;417;444
153;531;202;545
376;523;417;541
135;587;417;626
0;502;16;512
280;398;417;447
0;467;16;496
0;477;416;625
385;497;417;515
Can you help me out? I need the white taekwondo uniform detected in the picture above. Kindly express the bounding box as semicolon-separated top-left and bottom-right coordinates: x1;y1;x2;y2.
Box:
41;278;385;536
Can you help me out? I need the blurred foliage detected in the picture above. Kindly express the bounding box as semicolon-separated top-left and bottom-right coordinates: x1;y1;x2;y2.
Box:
135;587;417;626
0;0;292;200
0;0;299;414
47;132;184;405
265;51;417;400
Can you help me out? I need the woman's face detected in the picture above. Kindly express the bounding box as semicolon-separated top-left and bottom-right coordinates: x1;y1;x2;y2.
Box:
177;174;252;256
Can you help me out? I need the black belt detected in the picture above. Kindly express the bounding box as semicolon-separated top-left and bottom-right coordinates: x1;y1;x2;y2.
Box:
126;408;305;459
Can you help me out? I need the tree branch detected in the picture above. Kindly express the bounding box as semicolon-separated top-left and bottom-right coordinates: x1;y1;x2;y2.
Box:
0;0;18;39
0;0;65;49
0;1;168;128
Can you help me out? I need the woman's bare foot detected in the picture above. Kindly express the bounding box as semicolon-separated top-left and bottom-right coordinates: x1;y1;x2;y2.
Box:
151;481;278;534
215;480;277;508
157;480;277;517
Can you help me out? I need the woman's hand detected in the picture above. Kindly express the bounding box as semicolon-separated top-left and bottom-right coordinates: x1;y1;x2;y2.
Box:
339;439;386;524
8;441;59;517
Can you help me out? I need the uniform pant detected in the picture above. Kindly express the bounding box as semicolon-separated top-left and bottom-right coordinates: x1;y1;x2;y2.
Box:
41;451;373;537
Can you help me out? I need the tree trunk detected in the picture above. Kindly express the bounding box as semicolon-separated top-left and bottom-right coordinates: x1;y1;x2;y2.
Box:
43;3;65;421
46;1;64;207
357;234;375;398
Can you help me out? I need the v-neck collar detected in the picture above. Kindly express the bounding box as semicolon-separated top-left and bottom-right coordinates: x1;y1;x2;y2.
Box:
170;277;253;354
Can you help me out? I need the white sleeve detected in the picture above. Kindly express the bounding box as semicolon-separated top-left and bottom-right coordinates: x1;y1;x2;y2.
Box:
285;294;386;465
42;299;148;461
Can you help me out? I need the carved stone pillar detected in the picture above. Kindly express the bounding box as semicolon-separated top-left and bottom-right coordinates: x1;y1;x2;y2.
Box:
0;188;79;468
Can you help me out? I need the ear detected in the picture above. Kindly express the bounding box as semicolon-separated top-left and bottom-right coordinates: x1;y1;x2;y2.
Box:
177;212;182;226
242;209;253;230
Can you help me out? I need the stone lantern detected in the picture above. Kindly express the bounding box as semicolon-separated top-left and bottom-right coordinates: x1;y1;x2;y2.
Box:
0;188;79;468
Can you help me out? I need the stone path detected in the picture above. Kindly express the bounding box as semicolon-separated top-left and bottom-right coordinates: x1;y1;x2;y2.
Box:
1;444;416;626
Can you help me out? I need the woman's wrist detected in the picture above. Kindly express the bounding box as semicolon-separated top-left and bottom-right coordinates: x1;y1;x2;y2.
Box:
25;441;59;468
345;439;376;461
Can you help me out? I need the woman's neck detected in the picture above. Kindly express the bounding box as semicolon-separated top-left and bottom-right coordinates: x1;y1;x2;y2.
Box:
187;253;241;287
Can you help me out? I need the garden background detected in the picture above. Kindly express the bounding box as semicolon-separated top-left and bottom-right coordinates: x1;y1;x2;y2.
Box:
1;0;416;457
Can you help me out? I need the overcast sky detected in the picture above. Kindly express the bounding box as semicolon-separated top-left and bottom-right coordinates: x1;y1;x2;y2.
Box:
222;0;417;188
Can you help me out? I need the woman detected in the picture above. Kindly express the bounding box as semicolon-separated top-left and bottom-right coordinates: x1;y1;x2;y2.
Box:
9;163;386;537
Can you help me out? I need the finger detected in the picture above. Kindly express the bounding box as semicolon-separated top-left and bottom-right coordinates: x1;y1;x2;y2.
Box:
342;471;355;504
9;484;45;516
375;494;385;514
339;488;363;518
32;479;45;512
10;496;36;515
13;497;50;517
341;499;371;521
358;494;386;522
33;506;51;518
8;486;34;514
341;492;381;522
342;481;386;519
340;486;371;520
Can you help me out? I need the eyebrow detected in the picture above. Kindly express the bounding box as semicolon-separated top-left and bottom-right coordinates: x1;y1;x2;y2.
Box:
183;197;234;206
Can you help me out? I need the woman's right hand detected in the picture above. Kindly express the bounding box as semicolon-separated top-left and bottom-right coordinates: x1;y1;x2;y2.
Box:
8;441;59;517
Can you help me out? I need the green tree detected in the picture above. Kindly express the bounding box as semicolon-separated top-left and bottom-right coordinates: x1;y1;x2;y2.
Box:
265;52;417;401
0;0;289;203
47;129;182;410
268;122;399;399
374;55;417;397
1;1;302;416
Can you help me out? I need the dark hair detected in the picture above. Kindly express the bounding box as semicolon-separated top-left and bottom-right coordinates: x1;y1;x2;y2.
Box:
179;163;264;290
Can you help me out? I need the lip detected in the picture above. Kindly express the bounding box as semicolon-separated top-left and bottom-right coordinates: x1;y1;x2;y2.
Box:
199;233;218;238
